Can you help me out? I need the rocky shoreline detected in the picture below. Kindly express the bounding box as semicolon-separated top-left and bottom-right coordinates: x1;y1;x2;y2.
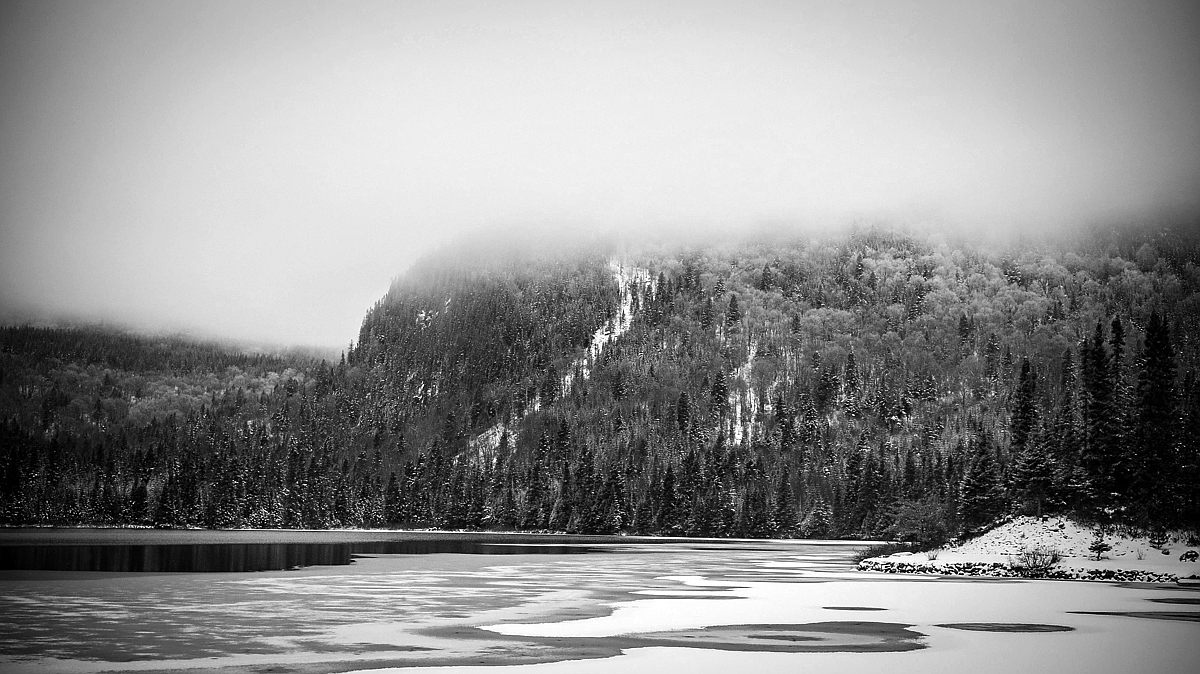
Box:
857;557;1181;584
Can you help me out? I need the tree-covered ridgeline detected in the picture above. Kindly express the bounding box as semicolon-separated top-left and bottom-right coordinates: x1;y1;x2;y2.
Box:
2;226;1198;539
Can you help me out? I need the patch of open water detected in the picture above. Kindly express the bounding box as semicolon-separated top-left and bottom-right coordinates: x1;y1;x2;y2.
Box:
0;540;597;572
0;530;634;572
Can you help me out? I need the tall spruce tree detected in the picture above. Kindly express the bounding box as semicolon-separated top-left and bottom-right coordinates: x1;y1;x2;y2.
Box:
1178;371;1200;528
1052;349;1090;508
1108;316;1131;493
843;350;861;418
1012;429;1056;517
1081;321;1117;505
725;294;741;326
958;442;1005;531
774;464;797;536
1132;312;1178;525
1010;358;1037;455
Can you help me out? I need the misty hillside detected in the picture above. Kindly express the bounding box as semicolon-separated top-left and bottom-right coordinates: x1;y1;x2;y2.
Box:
2;225;1198;538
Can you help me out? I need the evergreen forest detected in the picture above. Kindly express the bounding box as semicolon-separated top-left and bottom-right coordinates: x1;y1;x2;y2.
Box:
2;225;1198;542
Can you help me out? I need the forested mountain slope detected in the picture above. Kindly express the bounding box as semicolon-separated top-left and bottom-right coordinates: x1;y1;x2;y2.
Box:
2;226;1198;538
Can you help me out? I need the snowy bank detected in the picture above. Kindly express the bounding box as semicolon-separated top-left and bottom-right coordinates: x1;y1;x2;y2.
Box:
857;558;1180;583
858;516;1200;584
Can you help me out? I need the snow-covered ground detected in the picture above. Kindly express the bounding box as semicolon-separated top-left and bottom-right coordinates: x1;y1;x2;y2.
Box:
863;515;1200;581
729;340;757;447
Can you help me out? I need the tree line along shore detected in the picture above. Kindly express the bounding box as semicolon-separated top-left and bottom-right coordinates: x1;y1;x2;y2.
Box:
2;226;1198;542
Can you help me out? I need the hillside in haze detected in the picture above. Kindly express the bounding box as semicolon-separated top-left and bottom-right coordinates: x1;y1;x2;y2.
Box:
2;224;1198;539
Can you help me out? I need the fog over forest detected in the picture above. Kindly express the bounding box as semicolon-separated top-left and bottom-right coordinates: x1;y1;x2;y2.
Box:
1;0;1198;348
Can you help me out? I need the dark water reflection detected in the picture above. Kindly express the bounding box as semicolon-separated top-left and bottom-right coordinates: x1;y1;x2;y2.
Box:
0;540;596;572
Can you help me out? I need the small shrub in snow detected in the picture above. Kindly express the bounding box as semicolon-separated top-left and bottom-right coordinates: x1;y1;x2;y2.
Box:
853;542;913;563
1010;546;1062;576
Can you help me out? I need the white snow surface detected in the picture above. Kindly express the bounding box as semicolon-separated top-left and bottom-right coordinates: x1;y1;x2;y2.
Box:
952;516;1184;558
729;340;757;447
354;570;1199;674
880;515;1200;577
467;421;507;464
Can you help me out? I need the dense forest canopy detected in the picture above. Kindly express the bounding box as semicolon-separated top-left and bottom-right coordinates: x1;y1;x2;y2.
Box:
2;224;1198;539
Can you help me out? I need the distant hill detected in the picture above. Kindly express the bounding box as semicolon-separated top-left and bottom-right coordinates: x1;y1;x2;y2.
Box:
2;224;1197;537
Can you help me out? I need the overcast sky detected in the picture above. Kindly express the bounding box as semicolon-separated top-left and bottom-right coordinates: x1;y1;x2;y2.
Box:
2;0;1198;348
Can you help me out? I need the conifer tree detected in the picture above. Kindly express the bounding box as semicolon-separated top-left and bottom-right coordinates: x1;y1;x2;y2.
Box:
774;464;797;536
1012;431;1056;517
759;264;774;291
1081;321;1117;503
384;472;401;523
676;391;691;442
1178;371;1200;528
709;371;729;420
958;443;1005;531
1108;316;1131;492
1132;312;1178;524
958;314;973;349
656;465;679;532
800;497;832;538
843;351;861;418
725;294;741;326
1010;358;1037;455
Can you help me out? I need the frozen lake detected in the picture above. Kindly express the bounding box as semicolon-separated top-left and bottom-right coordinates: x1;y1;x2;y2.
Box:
0;532;1196;674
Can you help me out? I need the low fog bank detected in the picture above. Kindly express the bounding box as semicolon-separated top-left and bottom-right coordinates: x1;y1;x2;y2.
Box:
6;211;1197;356
0;309;341;363
408;209;1200;277
3;1;1197;350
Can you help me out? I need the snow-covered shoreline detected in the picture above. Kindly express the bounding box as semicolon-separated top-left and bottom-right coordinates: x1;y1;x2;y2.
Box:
857;516;1200;584
857;557;1182;583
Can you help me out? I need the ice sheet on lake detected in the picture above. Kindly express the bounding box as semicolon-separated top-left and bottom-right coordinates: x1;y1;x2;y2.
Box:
3;539;1197;674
